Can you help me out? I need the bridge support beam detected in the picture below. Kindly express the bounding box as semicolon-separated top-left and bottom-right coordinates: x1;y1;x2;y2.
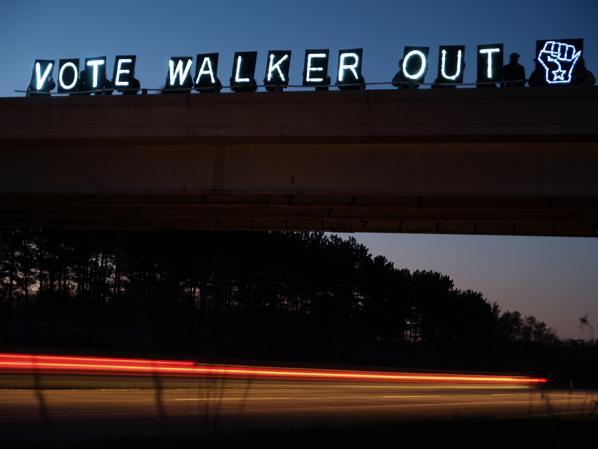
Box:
0;87;597;236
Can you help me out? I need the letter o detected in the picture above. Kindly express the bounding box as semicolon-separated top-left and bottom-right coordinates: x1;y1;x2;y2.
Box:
402;50;427;80
59;62;78;90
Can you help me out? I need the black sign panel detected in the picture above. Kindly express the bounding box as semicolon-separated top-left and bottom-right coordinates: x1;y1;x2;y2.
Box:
58;58;79;93
303;49;330;87
84;56;107;92
394;46;429;87
194;53;221;92
230;51;257;92
536;38;583;85
165;56;193;91
337;48;364;89
264;50;291;90
29;59;55;93
112;55;136;91
477;44;503;84
437;45;465;84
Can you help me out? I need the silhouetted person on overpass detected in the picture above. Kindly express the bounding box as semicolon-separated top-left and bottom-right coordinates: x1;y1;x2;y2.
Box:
528;59;547;87
502;53;525;87
122;77;141;95
431;76;456;88
162;74;192;94
27;77;55;96
71;69;89;95
574;58;596;86
392;58;420;90
97;78;113;95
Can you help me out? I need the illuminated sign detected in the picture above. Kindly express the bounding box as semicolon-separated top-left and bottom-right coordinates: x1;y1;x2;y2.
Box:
437;45;465;84
536;39;583;85
402;48;428;81
165;56;193;92
337;48;364;89
264;50;291;91
85;57;107;93
194;53;221;92
230;51;257;92
26;38;588;95
58;58;79;93
393;46;429;87
477;44;503;84
303;49;330;87
29;59;54;94
113;55;136;92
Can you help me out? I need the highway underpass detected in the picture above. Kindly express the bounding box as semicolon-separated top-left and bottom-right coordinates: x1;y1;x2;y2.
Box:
0;86;597;236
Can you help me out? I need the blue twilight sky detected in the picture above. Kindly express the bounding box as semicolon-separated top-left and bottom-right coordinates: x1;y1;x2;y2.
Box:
1;0;597;338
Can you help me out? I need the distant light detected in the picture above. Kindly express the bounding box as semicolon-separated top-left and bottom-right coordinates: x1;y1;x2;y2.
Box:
0;353;548;385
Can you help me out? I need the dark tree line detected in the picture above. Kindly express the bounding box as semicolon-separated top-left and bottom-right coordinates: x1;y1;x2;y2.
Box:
0;229;593;381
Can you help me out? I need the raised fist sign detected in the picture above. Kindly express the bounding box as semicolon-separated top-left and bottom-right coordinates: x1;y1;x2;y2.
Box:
537;41;581;84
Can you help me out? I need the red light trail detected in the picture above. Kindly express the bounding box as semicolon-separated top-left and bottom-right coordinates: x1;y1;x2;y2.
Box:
0;353;547;385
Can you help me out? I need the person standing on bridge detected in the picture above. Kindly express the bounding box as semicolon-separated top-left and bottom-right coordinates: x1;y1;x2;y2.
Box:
392;58;421;90
121;76;141;95
502;53;526;87
528;59;548;87
27;77;55;96
72;69;89;95
574;58;596;86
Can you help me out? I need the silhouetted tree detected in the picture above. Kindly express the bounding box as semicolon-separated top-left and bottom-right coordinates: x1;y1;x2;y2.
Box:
0;228;576;374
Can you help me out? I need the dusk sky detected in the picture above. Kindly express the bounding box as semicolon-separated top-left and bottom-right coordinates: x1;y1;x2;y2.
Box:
1;0;597;338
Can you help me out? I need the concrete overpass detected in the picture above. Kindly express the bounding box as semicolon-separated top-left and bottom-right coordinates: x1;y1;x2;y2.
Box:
0;87;597;236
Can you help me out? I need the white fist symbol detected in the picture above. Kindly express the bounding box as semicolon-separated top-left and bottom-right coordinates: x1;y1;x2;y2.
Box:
538;41;581;84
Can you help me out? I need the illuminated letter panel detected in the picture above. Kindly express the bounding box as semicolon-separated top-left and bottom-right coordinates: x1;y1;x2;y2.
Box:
230;51;258;92
477;44;503;84
401;46;429;82
194;53;221;92
264;50;291;91
337;48;364;89
437;45;465;84
58;58;79;93
85;56;107;91
303;49;330;87
29;59;55;93
112;55;136;91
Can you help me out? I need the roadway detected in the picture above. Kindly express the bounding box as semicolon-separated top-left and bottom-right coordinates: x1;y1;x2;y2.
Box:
0;374;595;447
